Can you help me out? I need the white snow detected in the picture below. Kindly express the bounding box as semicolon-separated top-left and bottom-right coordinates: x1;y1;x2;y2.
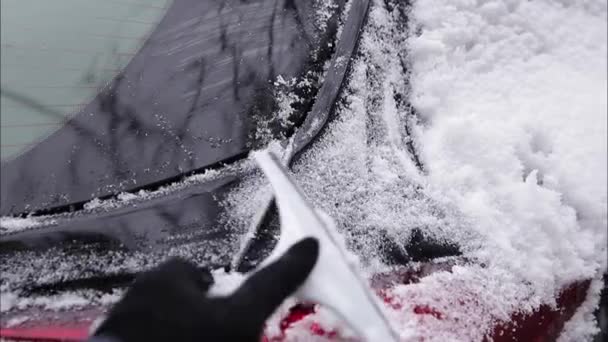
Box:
207;269;245;297
0;166;232;235
0;290;122;313
410;0;607;275
274;0;607;340
0;292;18;313
314;0;341;31
408;0;607;338
79;167;226;212
0;216;54;234
558;275;605;341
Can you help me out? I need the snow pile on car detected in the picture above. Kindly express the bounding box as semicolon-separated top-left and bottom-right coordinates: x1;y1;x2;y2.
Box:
409;0;607;287
261;0;606;340
408;0;606;339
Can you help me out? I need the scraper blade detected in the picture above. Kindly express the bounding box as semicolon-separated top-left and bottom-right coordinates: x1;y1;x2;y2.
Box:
253;150;399;341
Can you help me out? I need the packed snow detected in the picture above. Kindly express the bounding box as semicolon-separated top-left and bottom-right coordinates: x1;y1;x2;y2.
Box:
409;0;607;288
407;0;606;339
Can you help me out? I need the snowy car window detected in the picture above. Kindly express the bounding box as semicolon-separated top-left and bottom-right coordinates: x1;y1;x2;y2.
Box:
0;0;171;160
0;0;326;216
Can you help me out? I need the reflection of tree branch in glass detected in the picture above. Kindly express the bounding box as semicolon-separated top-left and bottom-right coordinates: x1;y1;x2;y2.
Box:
0;0;171;161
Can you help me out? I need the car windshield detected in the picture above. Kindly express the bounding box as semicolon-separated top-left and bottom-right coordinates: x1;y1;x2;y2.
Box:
0;0;171;160
0;0;324;217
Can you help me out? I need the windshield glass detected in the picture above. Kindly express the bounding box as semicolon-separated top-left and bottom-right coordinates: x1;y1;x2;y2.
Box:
0;0;325;216
0;0;171;160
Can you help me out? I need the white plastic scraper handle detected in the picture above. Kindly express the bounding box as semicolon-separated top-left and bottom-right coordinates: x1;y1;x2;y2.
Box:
254;151;399;342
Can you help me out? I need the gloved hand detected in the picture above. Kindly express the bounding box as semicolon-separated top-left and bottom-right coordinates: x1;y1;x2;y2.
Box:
91;238;319;342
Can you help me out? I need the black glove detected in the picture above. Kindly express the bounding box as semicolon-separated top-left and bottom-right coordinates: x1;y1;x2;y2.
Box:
91;238;319;342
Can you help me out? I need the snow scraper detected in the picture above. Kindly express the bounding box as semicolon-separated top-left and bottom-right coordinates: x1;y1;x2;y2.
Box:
252;150;400;342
